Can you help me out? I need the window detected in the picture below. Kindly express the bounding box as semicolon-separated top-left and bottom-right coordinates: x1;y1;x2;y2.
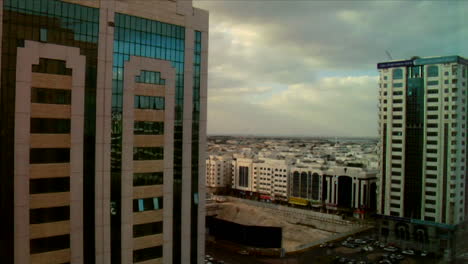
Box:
427;98;438;102
135;70;165;85
427;81;439;86
134;121;164;135
427;65;439;77
133;246;162;262
40;28;48;42
393;83;403;88
30;178;70;194
30;206;70;224
30;148;70;164
134;96;165;110
133;172;163;186
133;222;163;237
393;69;403;80
427;89;438;94
393;91;403;96
31;88;71;105
30;235;70;254
133;197;163;212
30;118;70;134
133;147;163;160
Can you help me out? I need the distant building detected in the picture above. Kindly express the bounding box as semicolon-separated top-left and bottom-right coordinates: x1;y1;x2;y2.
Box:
231;158;288;201
206;155;233;189
377;56;467;257
289;165;377;217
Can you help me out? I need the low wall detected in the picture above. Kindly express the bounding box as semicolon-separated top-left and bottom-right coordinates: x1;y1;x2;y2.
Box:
224;196;367;233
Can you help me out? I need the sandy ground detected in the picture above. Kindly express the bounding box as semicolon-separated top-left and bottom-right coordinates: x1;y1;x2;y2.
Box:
215;202;335;251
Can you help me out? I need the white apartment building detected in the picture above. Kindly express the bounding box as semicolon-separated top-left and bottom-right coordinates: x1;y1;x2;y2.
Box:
377;56;467;255
231;158;288;201
206;155;233;188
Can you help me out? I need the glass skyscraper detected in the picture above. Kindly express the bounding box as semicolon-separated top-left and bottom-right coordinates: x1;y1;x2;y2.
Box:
0;0;208;263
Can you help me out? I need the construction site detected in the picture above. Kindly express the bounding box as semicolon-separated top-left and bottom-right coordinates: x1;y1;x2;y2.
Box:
206;196;371;253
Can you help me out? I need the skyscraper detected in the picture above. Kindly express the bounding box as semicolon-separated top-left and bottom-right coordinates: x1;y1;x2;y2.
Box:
0;0;208;263
377;56;467;254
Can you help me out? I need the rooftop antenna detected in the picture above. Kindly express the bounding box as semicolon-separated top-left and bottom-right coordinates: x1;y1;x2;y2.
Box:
385;50;393;60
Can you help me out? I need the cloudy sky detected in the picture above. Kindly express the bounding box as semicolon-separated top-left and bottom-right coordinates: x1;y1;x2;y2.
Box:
193;0;468;137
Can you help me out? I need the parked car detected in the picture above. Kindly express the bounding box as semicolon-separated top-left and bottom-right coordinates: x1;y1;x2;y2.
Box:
421;251;428;257
383;246;398;252
402;249;415;255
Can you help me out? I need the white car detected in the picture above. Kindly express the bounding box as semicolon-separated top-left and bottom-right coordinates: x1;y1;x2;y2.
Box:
402;249;415;255
383;246;398;252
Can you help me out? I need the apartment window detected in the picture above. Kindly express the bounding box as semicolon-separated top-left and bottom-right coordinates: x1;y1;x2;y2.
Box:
393;83;403;88
427;106;438;111
427;140;437;145
31;88;71;105
30;148;70;164
427;81;439;86
30;206;70;224
393;69;403;79
391;195;400;200
425;200;436;205
30;235;70;254
30;178;70;194
133;197;163;212
39;28;48;42
393;91;403;96
425;216;435;221
427;123;438;128
133;222;163;237
444;80;449;84
427;115;438;120
427;65;439;77
134;121;164;135
392;131;402;136
425;208;436;213
427;149;437;154
134;95;165;110
393;99;403;104
427;98;438;102
426;166;437;171
133;172;163;186
393;123;402;128
392;171;401;176
392;155;402;160
425;182;437;188
391;179;401;184
392;164;401;168
392;147;402;152
133;246;162;263
391;188;400;192
426;191;436;196
426;157;437;163
392;139;402;144
427;132;438;137
32;58;72;76
133;147;163;160
30;118;70;134
135;70;165;85
390;203;401;208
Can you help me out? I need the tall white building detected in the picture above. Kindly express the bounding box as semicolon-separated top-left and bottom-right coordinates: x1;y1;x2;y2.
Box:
377;56;467;254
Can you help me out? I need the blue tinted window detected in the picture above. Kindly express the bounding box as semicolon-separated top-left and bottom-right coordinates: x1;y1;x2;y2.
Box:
427;66;439;77
393;69;403;80
427;80;439;86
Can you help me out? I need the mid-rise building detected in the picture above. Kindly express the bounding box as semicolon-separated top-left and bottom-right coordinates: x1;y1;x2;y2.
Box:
231;158;289;201
377;56;467;255
206;155;233;189
289;165;377;217
0;0;208;263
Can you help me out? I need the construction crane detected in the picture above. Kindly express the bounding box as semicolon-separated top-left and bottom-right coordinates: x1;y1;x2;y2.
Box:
385;50;393;60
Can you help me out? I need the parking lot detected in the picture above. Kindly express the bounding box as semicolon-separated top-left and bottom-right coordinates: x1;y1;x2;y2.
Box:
206;229;443;264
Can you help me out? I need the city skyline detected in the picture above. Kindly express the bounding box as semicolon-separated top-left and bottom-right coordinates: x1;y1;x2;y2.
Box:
194;0;468;137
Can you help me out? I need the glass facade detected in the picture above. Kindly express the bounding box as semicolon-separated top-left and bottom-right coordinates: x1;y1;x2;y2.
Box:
0;1;99;263
191;30;202;263
112;13;185;264
404;67;424;219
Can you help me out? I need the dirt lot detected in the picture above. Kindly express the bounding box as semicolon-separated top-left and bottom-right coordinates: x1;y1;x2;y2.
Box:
214;202;338;251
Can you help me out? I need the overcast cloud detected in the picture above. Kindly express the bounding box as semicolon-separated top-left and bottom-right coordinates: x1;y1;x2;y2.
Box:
193;0;468;137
